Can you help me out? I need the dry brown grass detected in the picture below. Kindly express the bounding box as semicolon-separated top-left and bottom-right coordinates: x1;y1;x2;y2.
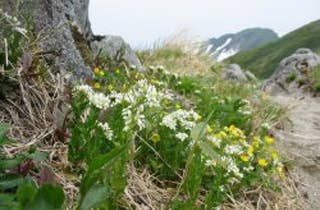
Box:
118;163;305;210
0;53;80;205
138;31;216;76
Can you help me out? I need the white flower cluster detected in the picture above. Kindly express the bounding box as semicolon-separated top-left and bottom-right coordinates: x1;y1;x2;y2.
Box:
74;85;111;110
97;122;113;140
175;132;189;142
74;80;173;134
224;145;242;155
161;109;200;131
207;136;221;148
121;80;172;131
221;156;243;179
161;109;200;141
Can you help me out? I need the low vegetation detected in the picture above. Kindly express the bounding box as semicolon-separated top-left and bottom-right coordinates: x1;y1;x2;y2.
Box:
227;19;320;78
0;12;302;209
309;65;320;91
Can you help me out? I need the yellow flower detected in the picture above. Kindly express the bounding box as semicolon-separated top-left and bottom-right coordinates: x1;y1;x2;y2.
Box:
240;155;249;162
108;84;114;91
175;104;181;109
99;70;105;76
94;82;101;89
247;146;254;157
271;150;279;160
253;136;261;142
252;137;260;148
214;131;227;139
115;69;121;74
150;133;161;144
264;136;274;145
94;67;100;74
198;115;203;121
207;126;213;134
227;125;244;138
277;166;285;179
239;138;246;143
258;159;268;167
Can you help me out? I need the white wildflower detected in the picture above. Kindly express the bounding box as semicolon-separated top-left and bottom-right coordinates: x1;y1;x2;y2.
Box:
161;114;177;130
224;145;243;155
207;135;221;148
205;159;217;167
97;122;113;140
175;132;189;142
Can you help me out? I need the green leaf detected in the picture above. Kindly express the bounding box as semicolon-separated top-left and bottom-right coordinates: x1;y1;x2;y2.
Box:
25;184;65;210
87;144;128;175
17;180;37;207
0;174;24;190
0;193;17;209
0;124;9;145
81;144;128;195
28;151;47;162
0;123;8;140
0;157;24;170
190;122;206;141
182;147;203;202
199;141;220;161
79;184;109;210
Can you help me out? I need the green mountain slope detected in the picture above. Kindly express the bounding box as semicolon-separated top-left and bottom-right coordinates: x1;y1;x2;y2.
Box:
227;19;320;78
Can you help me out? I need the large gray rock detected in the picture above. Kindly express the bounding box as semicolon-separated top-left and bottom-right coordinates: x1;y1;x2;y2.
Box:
0;0;143;79
91;36;144;71
263;48;320;94
221;64;255;82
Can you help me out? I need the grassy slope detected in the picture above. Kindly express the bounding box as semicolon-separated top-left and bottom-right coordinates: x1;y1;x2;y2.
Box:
227;19;320;78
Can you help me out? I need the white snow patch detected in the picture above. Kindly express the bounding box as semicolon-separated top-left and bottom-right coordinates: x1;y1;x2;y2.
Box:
205;44;213;53
214;38;232;54
217;48;239;61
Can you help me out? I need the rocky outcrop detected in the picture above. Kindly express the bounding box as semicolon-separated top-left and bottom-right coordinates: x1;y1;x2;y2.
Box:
221;64;256;82
0;0;143;79
91;36;144;71
263;48;320;94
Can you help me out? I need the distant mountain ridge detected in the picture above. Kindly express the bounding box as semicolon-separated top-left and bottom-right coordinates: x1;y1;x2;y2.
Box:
227;19;320;78
204;28;279;61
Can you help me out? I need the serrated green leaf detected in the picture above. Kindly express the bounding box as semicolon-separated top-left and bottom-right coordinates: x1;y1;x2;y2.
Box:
79;184;109;210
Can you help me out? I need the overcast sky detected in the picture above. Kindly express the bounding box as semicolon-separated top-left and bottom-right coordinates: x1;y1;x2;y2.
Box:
89;0;320;48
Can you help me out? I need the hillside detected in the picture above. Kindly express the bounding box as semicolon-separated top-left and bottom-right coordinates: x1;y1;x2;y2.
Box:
204;28;278;61
0;1;313;209
227;19;320;78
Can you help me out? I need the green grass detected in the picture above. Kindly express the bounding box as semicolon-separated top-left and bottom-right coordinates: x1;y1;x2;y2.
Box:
227;19;320;78
309;65;320;91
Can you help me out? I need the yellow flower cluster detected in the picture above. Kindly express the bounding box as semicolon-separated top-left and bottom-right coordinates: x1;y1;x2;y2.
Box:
204;124;284;181
94;67;105;77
